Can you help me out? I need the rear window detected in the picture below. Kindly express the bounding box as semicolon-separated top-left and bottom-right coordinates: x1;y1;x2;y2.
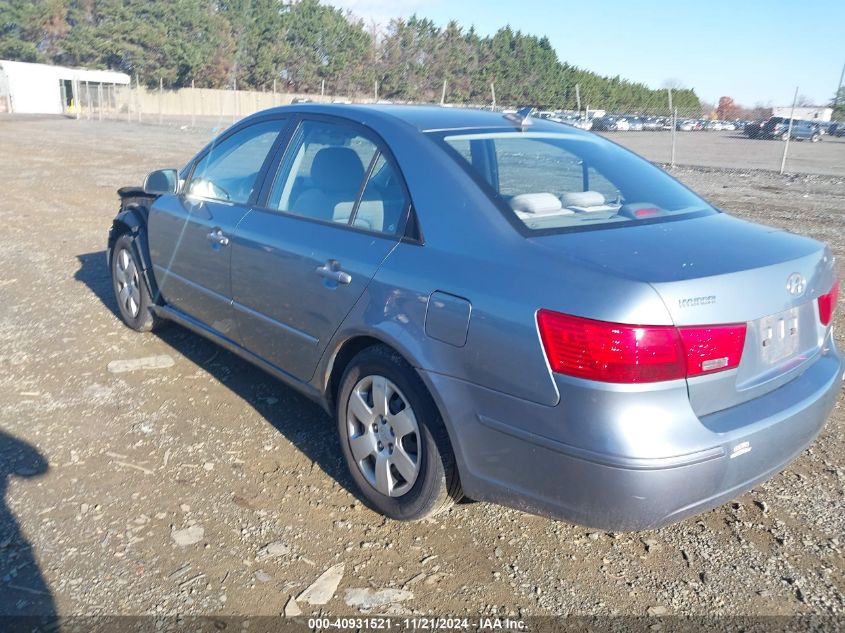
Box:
434;131;715;232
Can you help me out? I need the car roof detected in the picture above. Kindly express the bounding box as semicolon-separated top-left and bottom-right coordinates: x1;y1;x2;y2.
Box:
253;103;590;135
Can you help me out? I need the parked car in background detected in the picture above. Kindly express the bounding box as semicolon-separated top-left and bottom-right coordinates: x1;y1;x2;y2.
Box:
592;115;628;131
815;121;834;136
557;114;593;130
744;120;765;138
722;121;737;131
783;120;822;142
109;104;841;530
642;117;662;131
705;120;724;131
623;116;643;131
829;122;845;137
758;117;821;141
614;117;631;131
677;119;696;131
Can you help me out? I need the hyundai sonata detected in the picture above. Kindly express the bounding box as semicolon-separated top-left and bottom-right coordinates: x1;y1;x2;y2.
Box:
108;104;842;530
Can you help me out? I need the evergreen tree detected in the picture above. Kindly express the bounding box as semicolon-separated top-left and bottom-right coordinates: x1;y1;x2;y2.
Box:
0;0;701;113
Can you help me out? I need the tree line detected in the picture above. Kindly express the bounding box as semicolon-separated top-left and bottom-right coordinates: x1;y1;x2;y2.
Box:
0;0;702;112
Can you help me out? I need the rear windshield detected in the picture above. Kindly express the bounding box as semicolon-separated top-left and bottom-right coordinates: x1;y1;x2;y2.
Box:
433;130;715;233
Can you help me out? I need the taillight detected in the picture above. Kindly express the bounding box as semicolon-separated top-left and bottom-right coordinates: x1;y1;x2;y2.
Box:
678;325;747;376
818;279;840;326
537;310;746;384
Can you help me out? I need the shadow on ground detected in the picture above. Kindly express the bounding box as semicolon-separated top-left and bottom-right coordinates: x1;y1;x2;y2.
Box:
0;429;56;623
74;250;357;496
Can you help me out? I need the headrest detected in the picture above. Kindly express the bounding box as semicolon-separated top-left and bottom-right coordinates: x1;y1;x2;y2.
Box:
510;193;564;215
310;147;365;192
560;190;606;208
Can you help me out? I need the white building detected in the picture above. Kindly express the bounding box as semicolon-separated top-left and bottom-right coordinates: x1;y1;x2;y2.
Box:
771;106;833;122
0;60;130;114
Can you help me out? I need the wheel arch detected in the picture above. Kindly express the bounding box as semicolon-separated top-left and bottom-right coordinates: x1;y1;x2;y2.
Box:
108;205;161;304
323;334;389;414
321;332;466;474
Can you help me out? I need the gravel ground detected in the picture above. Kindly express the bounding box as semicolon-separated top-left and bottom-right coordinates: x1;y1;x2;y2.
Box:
0;116;843;620
601;130;845;177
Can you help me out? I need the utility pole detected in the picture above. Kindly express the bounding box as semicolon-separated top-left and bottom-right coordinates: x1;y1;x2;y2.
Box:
668;88;676;168
575;84;581;117
136;74;142;123
72;76;80;120
490;82;496;110
833;61;845;114
441;79;447;106
780;86;799;175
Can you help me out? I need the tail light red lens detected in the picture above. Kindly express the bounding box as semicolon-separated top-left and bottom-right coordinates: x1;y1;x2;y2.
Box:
537;310;746;384
818;279;839;326
678;325;747;377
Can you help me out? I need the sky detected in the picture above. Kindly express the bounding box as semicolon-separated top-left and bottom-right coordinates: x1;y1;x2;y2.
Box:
326;0;845;108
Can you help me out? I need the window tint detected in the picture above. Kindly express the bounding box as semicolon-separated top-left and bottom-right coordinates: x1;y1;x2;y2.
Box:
494;138;582;196
187;120;285;204
268;120;408;234
352;154;409;234
587;166;620;203
438;131;714;232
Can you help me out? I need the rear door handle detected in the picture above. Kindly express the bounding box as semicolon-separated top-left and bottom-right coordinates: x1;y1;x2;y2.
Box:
316;260;352;285
207;228;229;246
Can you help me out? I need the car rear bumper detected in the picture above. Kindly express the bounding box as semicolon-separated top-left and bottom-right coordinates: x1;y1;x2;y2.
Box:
422;339;843;531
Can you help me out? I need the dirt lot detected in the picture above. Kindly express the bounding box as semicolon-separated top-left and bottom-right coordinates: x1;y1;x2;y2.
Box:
601;129;845;177
0;116;843;621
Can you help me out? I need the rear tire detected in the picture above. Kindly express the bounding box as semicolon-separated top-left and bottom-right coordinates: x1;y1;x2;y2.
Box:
110;232;159;332
336;345;462;520
811;133;821;143
781;132;790;141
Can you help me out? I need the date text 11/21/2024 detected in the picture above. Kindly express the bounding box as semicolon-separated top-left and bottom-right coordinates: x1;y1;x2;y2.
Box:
307;617;526;630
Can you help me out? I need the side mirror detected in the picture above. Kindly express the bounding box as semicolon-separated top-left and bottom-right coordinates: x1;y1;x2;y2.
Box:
143;169;178;195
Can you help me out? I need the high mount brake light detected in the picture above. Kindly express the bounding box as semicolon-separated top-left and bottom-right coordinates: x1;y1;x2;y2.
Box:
536;310;747;384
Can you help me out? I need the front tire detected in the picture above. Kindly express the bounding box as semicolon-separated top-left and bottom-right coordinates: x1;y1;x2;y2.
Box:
811;133;821;143
110;232;158;332
337;345;462;520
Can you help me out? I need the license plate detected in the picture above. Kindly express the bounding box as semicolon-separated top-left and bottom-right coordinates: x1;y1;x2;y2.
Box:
758;307;800;365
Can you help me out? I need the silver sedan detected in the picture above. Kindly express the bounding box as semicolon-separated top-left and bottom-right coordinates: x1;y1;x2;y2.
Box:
108;105;842;530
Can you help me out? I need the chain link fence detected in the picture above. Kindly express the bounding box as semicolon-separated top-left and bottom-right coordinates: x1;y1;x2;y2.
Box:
61;80;844;177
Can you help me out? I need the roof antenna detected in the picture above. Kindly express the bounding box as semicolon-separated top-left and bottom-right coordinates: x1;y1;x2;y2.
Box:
504;106;535;130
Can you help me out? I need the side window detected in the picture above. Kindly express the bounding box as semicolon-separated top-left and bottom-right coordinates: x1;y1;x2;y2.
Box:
267;119;408;234
187;119;285;204
353;154;409;234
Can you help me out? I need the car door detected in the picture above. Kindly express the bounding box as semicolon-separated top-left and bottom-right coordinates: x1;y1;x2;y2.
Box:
230;117;411;381
148;118;288;338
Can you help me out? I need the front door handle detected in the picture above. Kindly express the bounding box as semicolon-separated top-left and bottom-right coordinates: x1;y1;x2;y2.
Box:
316;260;352;285
207;228;229;246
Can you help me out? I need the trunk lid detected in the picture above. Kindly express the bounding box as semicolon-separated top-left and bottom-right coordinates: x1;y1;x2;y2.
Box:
530;213;836;415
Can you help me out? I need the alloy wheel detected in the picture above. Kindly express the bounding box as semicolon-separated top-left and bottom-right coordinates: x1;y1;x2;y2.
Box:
114;247;141;318
346;375;421;497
